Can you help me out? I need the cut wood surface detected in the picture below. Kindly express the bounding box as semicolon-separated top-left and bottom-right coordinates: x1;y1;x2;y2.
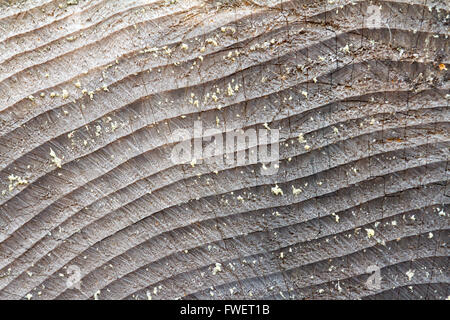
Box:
0;0;448;300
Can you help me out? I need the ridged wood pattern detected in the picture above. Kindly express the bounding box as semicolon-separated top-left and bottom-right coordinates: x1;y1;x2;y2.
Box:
0;0;448;300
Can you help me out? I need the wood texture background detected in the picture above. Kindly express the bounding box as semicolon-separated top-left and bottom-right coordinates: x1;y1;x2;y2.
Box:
0;0;448;300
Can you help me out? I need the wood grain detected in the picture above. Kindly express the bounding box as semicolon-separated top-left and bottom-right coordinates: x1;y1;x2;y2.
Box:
0;0;448;300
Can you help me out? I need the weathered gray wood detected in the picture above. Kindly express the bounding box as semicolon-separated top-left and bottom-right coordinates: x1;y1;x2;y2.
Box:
0;0;448;300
